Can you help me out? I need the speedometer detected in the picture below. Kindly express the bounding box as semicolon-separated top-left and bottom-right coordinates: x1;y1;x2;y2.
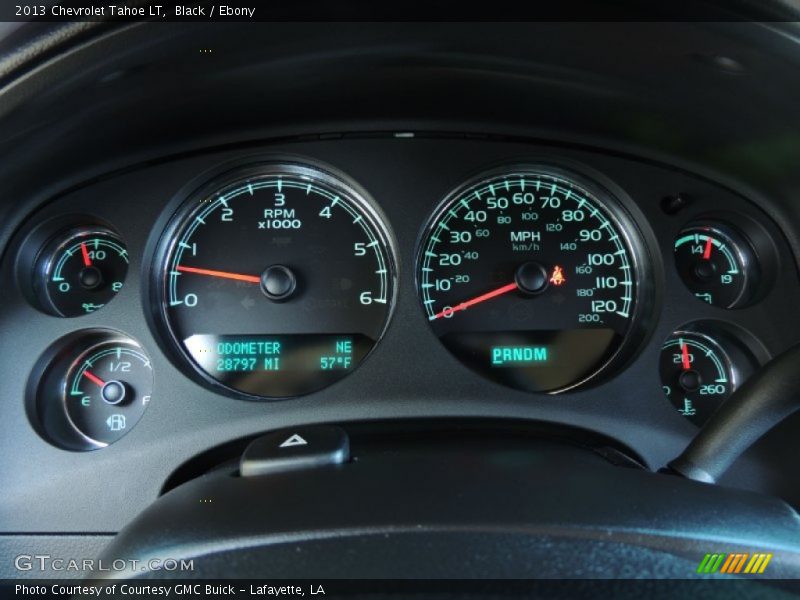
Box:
417;165;648;393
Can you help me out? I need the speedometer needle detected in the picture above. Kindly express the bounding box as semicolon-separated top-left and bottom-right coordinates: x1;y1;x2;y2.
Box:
176;265;261;284
430;282;519;320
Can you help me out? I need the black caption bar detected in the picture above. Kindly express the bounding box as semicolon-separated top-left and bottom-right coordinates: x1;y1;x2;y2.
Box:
1;0;799;22
4;579;800;599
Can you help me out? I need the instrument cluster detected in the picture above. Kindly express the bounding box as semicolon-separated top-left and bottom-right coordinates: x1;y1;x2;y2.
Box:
4;138;791;453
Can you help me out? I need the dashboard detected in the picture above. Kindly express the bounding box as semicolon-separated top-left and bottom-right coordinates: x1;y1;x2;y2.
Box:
3;133;800;532
2;18;800;582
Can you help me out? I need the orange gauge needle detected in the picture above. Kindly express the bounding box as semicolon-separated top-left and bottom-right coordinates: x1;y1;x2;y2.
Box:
83;370;106;387
176;265;261;284
430;282;519;320
680;342;692;371
703;237;713;260
80;242;92;267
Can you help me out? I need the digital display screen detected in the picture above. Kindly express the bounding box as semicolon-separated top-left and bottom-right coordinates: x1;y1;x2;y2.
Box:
442;329;618;392
184;334;373;397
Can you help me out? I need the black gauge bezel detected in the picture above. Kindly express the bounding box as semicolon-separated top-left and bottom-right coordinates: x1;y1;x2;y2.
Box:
660;329;737;427
673;220;760;309
414;162;654;394
150;160;398;402
60;336;152;449
25;329;152;452
658;320;766;427
32;225;128;317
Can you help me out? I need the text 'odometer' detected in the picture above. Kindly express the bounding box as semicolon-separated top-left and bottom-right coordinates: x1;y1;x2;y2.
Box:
156;163;395;399
417;166;643;393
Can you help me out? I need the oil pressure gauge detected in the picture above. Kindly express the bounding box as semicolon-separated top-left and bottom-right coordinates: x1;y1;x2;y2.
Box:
33;226;129;316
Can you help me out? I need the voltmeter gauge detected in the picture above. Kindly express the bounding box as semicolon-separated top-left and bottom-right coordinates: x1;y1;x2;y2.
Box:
673;224;758;309
28;331;152;451
34;227;128;316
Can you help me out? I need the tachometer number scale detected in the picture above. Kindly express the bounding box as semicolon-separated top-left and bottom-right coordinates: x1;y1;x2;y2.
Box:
158;164;395;399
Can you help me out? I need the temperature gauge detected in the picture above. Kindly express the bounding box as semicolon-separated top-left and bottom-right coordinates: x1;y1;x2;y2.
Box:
34;227;128;316
28;331;152;450
673;224;758;309
659;328;758;426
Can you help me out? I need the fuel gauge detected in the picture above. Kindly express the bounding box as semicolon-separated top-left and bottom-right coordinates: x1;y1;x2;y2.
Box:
63;339;152;447
28;331;152;450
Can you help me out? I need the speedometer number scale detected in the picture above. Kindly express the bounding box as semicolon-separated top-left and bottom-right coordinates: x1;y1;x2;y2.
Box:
418;168;642;393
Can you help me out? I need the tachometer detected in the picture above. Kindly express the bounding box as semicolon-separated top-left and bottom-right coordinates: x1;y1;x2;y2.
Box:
154;163;395;399
417;166;647;393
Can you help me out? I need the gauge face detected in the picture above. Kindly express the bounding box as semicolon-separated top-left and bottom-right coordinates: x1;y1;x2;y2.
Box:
417;166;643;393
29;331;153;451
35;227;128;316
674;224;757;308
64;339;152;446
156;163;395;399
659;331;734;426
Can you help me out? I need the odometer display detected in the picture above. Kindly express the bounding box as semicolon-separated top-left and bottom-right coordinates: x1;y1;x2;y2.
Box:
418;166;642;393
156;163;395;399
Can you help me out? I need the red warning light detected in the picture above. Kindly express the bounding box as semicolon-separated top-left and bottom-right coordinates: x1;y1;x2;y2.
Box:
549;265;566;286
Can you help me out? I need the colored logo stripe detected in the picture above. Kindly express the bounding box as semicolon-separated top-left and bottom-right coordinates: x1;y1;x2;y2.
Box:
697;554;725;574
721;553;748;573
745;553;772;574
697;553;772;574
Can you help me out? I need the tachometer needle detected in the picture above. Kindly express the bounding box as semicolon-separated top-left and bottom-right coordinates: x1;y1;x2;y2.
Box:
83;370;106;387
430;282;518;320
680;341;691;371
176;265;261;284
80;242;92;267
703;237;713;260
